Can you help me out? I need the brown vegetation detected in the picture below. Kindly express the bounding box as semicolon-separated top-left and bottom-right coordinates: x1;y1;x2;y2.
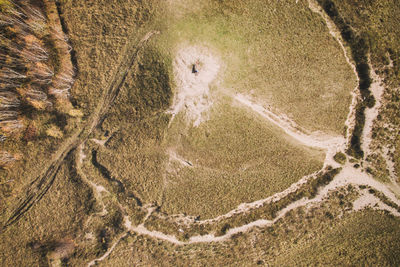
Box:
0;0;76;169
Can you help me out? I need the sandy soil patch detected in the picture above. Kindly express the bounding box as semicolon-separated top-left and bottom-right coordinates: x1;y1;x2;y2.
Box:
168;46;220;127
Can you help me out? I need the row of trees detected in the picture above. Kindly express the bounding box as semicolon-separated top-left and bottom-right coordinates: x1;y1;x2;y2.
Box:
0;0;75;168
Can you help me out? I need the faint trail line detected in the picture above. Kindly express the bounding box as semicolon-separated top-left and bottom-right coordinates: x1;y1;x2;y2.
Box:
234;94;344;168
87;232;128;267
234;94;343;150
361;67;384;157
0;31;159;232
113;2;400;245
308;0;360;148
75;144;109;218
125;163;400;245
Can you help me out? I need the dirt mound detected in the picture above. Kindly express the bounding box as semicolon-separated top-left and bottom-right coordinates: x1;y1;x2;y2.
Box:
169;46;220;127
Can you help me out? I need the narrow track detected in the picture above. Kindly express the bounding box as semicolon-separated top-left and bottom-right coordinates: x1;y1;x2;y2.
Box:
1;30;159;232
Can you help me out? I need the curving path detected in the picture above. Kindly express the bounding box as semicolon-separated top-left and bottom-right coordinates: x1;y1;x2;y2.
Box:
1;30;160;231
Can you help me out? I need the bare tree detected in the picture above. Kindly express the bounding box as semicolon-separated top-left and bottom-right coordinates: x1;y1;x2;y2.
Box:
25;86;52;109
27;62;54;84
26;87;48;100
0;91;20;109
0;119;24;133
0;110;18;121
0;68;27;79
0;54;26;69
0;151;17;168
49;85;71;98
0;81;22;90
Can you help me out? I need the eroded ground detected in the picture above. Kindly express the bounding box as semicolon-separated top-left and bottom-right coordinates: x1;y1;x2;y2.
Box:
1;0;400;266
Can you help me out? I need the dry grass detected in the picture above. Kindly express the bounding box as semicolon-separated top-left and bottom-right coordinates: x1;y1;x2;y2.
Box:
162;98;324;218
157;0;357;135
2;0;399;266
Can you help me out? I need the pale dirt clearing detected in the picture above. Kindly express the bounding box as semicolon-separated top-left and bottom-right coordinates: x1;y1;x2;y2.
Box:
361;67;385;157
168;45;220;127
353;189;400;216
167;149;193;167
122;163;400;246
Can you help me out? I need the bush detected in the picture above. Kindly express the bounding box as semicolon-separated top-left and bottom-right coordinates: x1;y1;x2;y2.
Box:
333;152;347;165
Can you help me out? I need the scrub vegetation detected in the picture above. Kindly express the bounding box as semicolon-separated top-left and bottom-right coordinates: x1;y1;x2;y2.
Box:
162;100;324;218
158;0;356;135
1;0;399;266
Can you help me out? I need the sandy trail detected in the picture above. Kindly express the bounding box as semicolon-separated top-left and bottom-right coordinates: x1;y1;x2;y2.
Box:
361;68;385;157
353;189;400;216
234;94;344;168
168;46;220;127
118;2;400;245
308;0;360;148
90;137;109;147
87;1;399;252
167;149;193;167
87;232;128;267
125;163;400;245
76;144;109;217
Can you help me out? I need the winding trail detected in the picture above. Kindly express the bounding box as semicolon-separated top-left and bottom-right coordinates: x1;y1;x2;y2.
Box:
100;0;400;247
308;0;360;148
124;163;400;246
87;232;128;267
126;166;400;246
76;144;109;218
234;94;344;168
361;67;385;157
1;30;160;231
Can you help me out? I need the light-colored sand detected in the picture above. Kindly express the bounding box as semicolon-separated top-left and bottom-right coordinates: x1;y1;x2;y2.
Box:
167;149;193;167
234;94;344;168
353;189;400;216
168;46;220;127
308;0;360;148
361;68;385;157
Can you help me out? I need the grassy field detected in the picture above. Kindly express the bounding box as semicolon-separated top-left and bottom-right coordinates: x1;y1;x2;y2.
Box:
93;201;400;266
2;0;399;266
156;0;356;135
94;0;357;219
162;97;324;218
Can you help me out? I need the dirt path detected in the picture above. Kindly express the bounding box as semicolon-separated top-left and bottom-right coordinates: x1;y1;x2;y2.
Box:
353;189;400;216
361;67;385;157
76;144;109;218
110;1;400;245
308;0;360;148
87;232;128;267
234;94;344;168
1;30;160;231
123;162;400;245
